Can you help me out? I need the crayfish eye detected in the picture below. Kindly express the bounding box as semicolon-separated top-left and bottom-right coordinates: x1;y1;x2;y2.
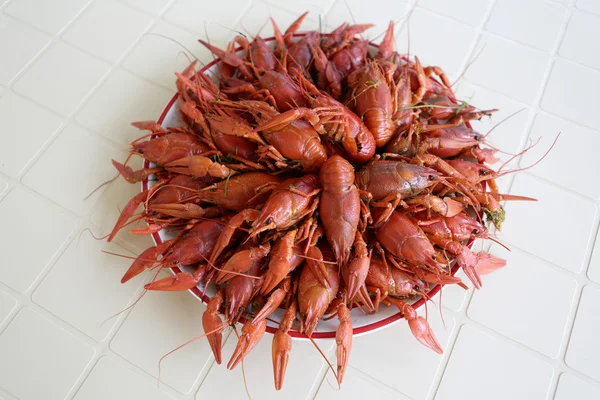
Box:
265;218;272;224
432;255;437;261
428;175;436;180
474;134;480;141
479;169;488;175
401;132;408;138
473;229;481;235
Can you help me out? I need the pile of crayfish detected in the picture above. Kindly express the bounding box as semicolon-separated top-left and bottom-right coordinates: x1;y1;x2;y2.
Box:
107;13;534;390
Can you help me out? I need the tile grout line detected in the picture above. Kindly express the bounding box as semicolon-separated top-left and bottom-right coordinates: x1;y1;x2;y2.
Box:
9;11;157;185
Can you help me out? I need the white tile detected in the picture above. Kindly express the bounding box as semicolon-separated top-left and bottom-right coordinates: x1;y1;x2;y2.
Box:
436;325;553;400
197;331;330;399
122;20;211;89
456;81;532;170
555;373;600;400
164;0;251;35
32;234;145;341
316;366;409;400
76;69;172;145
89;170;155;253
0;92;62;177
63;0;153;63
559;11;600;70
272;0;336;16
498;173;597;273
22;124;125;216
73;357;173;400
576;0;600;15
350;303;455;399
418;0;493;26
465;34;550;103
237;2;320;40
486;0;566;52
522;113;600;199
0;187;78;292
0;175;8;198
565;285;600;381
541;58;600;131
0;15;50;85
5;0;92;34
110;272;217;393
468;245;577;357
120;0;174;16
13;43;110;116
326;0;411;37
396;7;477;76
0;289;17;326
0;308;95;400
588;230;600;284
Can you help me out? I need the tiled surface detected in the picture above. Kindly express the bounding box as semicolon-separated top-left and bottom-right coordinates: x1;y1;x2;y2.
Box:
62;0;153;64
76;68;172;145
559;10;600;70
565;285;600;381
555;373;600;399
196;334;331;399
110;273;220;393
1;1;600;399
498;173;597;274
0;92;63;177
485;0;567;52
0;187;78;293
0;308;95;400
541;58;600;131
435;325;554;400
465;34;551;104
22;123;125;216
73;357;174;400
396;7;477;77
0;15;50;84
13;42;110;116
468;245;578;357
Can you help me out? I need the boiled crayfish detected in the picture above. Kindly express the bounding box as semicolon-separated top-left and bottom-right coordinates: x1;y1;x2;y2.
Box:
107;12;544;392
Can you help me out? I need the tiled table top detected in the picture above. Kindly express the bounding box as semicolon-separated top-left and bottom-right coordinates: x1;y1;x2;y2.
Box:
0;0;599;399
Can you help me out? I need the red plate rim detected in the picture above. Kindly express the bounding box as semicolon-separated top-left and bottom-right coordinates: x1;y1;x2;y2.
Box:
141;35;475;339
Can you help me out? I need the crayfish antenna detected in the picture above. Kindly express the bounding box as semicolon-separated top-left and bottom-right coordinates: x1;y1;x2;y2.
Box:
84;173;119;200
78;228;110;245
157;319;230;385
307;335;340;390
99;268;161;328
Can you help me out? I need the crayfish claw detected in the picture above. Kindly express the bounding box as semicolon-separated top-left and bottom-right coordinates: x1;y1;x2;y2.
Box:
272;330;292;390
407;315;443;354
227;318;267;370
144;273;195;291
